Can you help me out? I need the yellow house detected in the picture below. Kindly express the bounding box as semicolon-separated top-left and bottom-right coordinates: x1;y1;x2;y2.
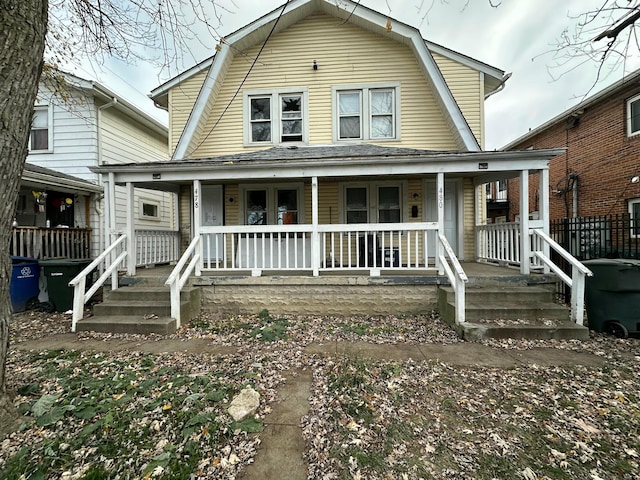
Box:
84;0;591;336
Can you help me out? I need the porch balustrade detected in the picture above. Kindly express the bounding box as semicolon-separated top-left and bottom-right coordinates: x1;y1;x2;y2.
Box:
199;222;439;273
134;229;180;267
476;222;521;266
10;226;91;260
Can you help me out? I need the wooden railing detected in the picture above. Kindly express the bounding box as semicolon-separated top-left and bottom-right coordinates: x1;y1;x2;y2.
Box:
476;222;521;266
10;227;91;260
438;233;468;324
166;236;201;328
198;222;439;274
69;234;128;332
134;229;180;267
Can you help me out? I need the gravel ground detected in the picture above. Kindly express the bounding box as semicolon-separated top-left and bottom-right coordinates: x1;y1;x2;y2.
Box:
5;309;640;479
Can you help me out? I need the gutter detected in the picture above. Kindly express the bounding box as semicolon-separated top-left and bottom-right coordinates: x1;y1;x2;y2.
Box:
485;72;512;100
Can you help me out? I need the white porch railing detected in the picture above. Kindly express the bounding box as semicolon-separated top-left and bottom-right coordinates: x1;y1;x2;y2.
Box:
69;234;128;332
476;222;521;266
530;229;592;325
199;222;439;274
476;222;592;325
135;229;180;267
165;235;201;329
438;233;468;324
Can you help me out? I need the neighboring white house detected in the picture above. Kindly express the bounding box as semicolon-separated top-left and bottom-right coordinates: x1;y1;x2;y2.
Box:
20;71;177;263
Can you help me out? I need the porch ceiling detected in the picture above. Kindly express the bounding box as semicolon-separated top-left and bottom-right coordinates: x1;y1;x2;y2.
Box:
91;144;564;187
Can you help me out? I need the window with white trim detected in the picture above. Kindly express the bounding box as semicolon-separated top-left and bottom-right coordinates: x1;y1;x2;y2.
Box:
343;183;404;223
627;94;640;137
243;184;303;225
334;84;399;141
245;90;307;145
630;198;640;237
139;199;160;221
30;106;51;151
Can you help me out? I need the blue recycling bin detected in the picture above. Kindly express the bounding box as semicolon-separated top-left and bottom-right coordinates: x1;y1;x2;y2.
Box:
9;256;40;313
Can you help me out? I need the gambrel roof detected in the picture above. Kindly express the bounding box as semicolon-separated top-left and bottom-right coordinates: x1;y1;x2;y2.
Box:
150;0;509;158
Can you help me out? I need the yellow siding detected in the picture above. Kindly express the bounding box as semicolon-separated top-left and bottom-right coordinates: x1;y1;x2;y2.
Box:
169;70;208;154
463;177;475;260
432;53;483;146
169;12;462;158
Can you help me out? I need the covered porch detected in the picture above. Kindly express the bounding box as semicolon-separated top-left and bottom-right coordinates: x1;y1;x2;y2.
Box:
72;145;591;334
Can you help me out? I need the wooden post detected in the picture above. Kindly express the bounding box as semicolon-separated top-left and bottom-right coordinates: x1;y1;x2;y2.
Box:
436;172;445;275
193;180;202;276
519;169;530;275
539;168;551;273
311;176;320;276
126;182;135;276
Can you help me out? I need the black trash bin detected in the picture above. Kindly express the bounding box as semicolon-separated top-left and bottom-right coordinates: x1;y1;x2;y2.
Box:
39;258;91;312
9;256;40;313
583;258;640;338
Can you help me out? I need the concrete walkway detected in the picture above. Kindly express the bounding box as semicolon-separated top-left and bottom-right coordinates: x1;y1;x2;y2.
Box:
12;335;605;479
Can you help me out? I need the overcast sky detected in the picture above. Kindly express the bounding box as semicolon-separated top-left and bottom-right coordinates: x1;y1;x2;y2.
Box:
73;0;639;150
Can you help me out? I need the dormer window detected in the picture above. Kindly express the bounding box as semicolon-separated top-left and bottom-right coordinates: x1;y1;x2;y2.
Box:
245;89;308;145
333;83;400;142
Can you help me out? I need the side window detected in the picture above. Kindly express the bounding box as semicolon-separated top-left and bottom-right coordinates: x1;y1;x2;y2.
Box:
139;199;160;221
627;94;640;137
31;106;50;151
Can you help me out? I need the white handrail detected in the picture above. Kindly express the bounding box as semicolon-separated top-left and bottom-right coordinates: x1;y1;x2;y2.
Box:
165;235;202;328
438;233;468;324
531;229;593;325
69;234;128;332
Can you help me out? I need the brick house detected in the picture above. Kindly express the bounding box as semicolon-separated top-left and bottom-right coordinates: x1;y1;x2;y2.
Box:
503;70;640;222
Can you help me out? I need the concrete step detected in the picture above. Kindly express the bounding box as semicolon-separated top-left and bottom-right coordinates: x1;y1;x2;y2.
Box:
93;300;170;317
463;301;570;322
459;321;589;341
76;315;176;335
104;285;195;302
439;286;555;305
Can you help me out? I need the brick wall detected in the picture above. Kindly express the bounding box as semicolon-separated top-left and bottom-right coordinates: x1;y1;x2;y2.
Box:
507;84;640;220
199;276;438;316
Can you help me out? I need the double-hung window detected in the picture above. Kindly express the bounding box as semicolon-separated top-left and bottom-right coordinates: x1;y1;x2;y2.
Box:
243;185;302;225
343;183;404;224
245;89;307;145
334;84;399;141
30;106;51;151
628;94;640;137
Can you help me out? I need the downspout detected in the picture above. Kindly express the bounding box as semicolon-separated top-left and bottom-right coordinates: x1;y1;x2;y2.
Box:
96;97;117;257
571;174;579;218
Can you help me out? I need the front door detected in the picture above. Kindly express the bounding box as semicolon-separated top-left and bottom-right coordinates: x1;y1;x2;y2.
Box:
426;179;460;257
201;185;224;261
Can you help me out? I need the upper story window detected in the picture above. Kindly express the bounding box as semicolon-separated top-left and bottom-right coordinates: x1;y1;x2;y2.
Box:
333;84;400;142
627;94;640;137
245;89;307;145
30;106;51;152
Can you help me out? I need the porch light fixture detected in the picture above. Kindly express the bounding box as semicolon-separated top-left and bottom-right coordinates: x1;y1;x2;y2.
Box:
632;176;640;184
412;192;419;200
313;60;318;70
152;173;161;180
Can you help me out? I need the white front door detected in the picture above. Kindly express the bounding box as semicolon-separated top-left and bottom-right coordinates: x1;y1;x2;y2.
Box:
201;185;224;261
425;179;460;257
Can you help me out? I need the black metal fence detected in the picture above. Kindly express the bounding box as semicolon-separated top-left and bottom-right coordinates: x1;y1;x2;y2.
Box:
550;214;639;302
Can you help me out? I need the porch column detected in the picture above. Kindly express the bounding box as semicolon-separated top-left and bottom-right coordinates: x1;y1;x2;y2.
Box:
107;172;118;287
193;180;202;276
311;176;320;276
436;172;444;275
519;169;530;274
125;182;136;276
539;168;551;273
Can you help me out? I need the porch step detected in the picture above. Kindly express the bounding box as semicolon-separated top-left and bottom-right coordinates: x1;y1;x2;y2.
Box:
75;315;176;335
437;285;588;340
79;284;201;335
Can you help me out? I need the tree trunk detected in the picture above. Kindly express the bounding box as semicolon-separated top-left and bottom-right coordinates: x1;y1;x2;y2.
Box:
0;0;48;437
